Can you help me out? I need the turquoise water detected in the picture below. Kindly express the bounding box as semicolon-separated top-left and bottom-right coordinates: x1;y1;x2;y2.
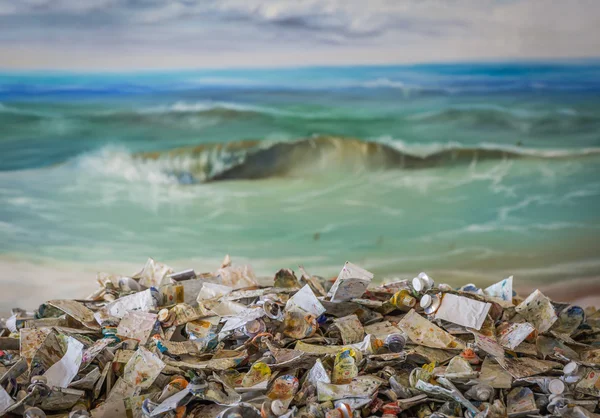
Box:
1;62;600;299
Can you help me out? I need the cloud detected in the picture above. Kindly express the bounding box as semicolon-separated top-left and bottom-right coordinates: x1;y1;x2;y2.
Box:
0;0;598;69
0;0;118;15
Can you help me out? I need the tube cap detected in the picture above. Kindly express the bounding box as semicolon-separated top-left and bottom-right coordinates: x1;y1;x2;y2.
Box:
563;361;578;375
549;379;565;395
412;277;425;292
420;294;432;309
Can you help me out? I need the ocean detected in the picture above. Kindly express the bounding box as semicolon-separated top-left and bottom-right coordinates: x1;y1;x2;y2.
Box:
1;62;600;311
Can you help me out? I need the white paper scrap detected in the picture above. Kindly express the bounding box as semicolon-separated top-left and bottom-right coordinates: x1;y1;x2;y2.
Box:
307;359;330;385
116;311;157;343
328;262;373;302
485;276;513;302
220;307;265;333
44;335;84;388
197;282;233;302
133;258;174;288
215;265;258;289
435;294;491;330
101;289;157;319
210;300;248;317
285;284;326;317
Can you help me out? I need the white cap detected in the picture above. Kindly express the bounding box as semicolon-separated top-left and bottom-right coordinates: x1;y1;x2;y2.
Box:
548;393;562;402
420;294;432;309
563;362;578;375
412;277;425;292
548;379;565;395
271;400;286;416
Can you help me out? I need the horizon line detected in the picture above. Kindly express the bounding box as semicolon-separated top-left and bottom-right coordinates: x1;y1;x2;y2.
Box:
1;56;599;75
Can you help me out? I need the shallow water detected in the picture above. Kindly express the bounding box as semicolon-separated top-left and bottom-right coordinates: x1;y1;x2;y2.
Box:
1;62;600;311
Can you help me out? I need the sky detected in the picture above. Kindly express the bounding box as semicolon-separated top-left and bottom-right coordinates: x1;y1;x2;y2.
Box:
0;0;599;70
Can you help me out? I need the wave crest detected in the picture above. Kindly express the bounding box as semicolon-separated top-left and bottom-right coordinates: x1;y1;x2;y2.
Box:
99;135;600;184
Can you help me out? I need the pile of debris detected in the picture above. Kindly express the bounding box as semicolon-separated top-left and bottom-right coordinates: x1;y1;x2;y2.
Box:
1;257;599;418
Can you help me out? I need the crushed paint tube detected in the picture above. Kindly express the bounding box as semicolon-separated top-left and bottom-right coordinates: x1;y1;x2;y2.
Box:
575;368;600;397
507;386;539;417
317;375;382;402
330;314;364;345
115;311;157;343
46;299;100;330
551;303;586;335
282;310;318;340
442;355;477;379
123;346;165;389
497;321;536;350
332;348;359;384
480;357;513;389
397;309;466;350
514;289;558;333
500;356;561;379
434;293;491;330
471;330;505;362
415;376;479;416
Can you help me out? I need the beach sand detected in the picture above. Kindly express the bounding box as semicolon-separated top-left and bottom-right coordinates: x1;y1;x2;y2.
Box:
1;256;598;316
515;277;600;309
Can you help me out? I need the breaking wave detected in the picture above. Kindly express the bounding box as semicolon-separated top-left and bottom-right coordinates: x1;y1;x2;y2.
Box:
73;136;600;184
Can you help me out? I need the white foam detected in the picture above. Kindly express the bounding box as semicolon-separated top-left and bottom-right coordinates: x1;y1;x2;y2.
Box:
73;146;180;185
362;78;406;89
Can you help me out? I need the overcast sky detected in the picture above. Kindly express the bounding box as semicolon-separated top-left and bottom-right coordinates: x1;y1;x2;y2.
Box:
0;0;599;70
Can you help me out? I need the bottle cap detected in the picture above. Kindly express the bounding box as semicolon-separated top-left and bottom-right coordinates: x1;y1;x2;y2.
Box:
271;399;286;416
412;277;425;292
413;272;433;292
423;294;442;314
157;309;171;323
244;319;266;337
30;375;47;385
263;299;281;319
549;379;565;395
384;333;407;352
420;294;432;309
563;361;578;375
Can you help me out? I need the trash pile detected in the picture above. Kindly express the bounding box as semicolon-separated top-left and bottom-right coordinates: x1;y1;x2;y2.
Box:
1;257;599;418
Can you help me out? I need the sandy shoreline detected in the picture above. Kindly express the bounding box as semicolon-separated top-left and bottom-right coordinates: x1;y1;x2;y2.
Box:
1;256;598;316
515;277;600;309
